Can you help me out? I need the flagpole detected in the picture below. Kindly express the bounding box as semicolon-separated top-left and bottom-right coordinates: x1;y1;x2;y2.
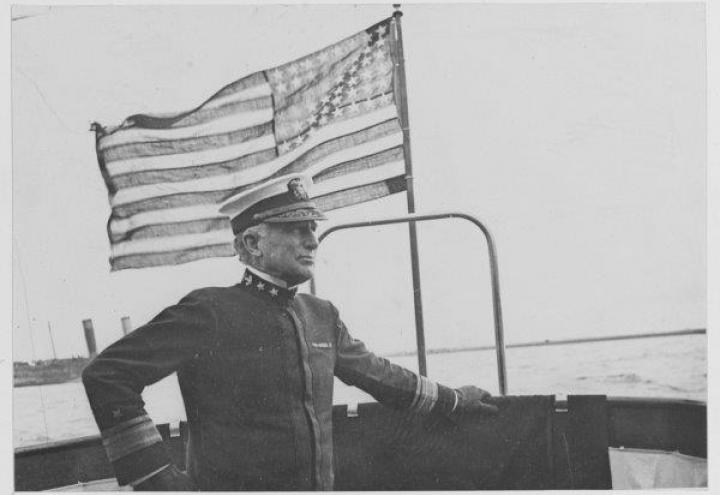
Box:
391;7;428;377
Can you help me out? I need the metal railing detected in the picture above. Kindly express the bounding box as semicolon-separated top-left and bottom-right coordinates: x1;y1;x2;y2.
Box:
312;212;508;395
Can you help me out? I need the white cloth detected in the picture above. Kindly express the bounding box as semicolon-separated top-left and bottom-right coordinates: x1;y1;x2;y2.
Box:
609;447;707;488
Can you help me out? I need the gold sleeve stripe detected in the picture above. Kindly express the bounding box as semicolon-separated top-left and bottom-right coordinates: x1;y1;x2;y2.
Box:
99;414;147;436
101;414;163;462
410;376;439;415
409;374;424;410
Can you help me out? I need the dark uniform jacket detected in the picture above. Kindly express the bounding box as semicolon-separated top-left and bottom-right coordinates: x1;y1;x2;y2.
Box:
82;269;456;491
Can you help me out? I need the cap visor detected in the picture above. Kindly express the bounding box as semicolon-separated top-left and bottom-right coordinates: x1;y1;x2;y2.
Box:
262;208;327;223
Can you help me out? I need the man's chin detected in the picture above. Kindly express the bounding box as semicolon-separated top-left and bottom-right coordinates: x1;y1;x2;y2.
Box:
286;268;314;287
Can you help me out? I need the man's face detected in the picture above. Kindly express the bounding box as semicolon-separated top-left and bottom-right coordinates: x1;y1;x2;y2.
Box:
256;221;319;286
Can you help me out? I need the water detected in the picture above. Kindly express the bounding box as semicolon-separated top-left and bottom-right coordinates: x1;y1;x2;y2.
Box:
14;333;706;448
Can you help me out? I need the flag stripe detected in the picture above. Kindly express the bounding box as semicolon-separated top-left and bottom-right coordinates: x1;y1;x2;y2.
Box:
111;216;230;243
111;204;222;236
106;133;276;178
315;175;406;211
111;243;236;271
201;82;272;111
98;76;271;148
102;107;274;162
313;145;403;182
110;115;401;207
213;71;269;100
104;118;274;172
312;159;405;197
113;148;278;190
111;229;234;258
175;95;272;128
113;190;232;219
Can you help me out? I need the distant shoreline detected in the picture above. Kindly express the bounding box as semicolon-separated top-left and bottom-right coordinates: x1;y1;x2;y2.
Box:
384;328;706;358
13;357;89;388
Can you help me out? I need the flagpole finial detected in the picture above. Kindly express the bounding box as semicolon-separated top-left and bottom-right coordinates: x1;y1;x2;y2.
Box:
393;4;403;17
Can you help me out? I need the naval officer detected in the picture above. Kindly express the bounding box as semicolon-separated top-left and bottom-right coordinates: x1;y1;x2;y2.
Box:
82;173;498;491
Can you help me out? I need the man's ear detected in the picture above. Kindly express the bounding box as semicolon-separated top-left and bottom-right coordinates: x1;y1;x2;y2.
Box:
233;235;243;255
241;230;262;257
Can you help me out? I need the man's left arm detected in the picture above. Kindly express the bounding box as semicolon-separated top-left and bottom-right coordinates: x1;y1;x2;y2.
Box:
332;308;497;418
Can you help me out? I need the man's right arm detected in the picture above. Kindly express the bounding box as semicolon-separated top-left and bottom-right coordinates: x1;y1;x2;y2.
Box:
331;304;498;420
81;291;216;489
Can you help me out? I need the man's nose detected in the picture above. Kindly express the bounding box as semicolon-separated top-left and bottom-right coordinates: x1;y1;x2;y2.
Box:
303;231;319;250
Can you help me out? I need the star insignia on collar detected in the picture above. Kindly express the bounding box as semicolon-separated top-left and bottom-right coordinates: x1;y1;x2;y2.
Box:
269;288;279;297
244;274;252;285
257;282;265;290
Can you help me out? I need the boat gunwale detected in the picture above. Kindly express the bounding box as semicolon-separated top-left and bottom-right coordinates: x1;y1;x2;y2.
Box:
14;395;706;455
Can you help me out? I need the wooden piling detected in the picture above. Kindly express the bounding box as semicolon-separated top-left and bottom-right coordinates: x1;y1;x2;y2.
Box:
121;316;132;336
82;319;97;358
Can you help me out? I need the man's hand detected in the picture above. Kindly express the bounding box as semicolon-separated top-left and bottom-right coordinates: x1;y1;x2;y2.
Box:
134;465;196;491
453;385;499;416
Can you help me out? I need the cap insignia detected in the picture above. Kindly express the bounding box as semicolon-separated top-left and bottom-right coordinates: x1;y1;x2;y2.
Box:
288;178;309;200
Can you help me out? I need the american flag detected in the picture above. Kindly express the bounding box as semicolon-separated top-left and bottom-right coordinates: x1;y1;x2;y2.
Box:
94;17;409;271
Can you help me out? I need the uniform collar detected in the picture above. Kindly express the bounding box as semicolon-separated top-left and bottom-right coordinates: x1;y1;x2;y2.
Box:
241;267;298;302
245;266;296;289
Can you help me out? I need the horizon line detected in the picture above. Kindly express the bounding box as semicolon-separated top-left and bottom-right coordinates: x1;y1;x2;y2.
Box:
383;328;706;358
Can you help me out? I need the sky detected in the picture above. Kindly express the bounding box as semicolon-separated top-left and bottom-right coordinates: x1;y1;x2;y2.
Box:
9;3;708;363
